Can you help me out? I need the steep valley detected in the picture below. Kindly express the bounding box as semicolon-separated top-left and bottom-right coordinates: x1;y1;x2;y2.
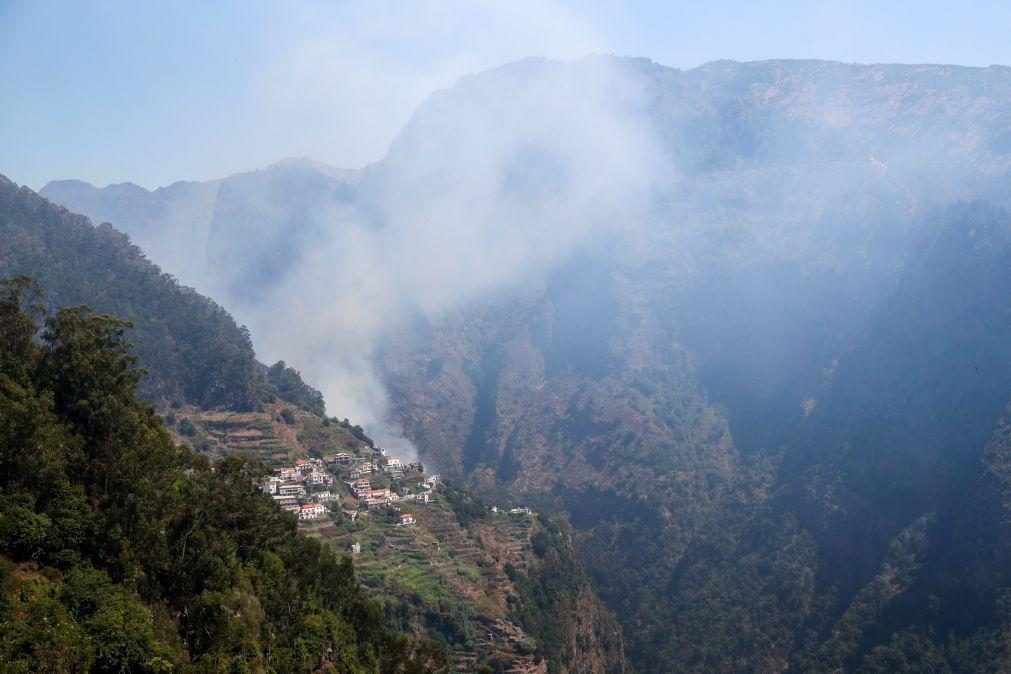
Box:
34;56;1011;671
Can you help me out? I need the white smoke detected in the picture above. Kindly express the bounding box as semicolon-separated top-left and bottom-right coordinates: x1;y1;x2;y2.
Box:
240;56;672;458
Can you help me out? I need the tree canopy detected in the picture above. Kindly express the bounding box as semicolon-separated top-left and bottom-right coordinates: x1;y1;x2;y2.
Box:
0;277;447;672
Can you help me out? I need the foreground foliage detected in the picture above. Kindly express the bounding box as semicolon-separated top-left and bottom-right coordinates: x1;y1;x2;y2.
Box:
0;278;447;672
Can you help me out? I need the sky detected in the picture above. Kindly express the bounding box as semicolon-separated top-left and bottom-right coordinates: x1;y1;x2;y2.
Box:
2;0;1010;190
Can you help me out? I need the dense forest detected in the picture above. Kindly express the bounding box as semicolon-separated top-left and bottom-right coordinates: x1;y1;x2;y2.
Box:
0;174;322;414
0;277;446;672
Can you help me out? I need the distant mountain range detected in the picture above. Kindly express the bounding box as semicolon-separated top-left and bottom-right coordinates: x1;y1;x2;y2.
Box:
42;157;358;302
39;57;1011;671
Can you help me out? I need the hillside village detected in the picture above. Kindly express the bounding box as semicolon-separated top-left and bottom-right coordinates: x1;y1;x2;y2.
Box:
259;447;438;527
167;404;574;671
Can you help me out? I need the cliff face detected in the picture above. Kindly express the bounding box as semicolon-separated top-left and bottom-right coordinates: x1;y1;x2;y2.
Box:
565;584;626;674
372;61;1011;670
379;258;746;670
381;203;1011;671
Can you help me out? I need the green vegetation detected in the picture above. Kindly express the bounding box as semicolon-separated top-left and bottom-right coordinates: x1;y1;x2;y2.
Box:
0;278;447;672
266;361;326;416
507;518;591;672
323;490;487;655
314;477;624;672
441;483;488;528
0;175;325;414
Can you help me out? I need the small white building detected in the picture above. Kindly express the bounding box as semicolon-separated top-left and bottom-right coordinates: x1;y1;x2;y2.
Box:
350;542;361;554
397;513;416;526
299;502;327;520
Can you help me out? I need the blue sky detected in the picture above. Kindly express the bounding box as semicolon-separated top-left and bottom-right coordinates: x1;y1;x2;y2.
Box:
2;0;1009;190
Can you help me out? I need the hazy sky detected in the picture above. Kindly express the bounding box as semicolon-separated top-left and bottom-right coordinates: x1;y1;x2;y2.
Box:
2;0;1009;190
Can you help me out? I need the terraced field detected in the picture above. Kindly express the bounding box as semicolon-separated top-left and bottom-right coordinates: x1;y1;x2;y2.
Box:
163;402;371;463
319;490;545;672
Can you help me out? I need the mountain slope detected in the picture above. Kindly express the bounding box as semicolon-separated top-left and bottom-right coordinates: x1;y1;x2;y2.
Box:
0;281;446;672
375;60;1011;670
7;176;625;672
0;174;322;412
41;158;358;308
37;57;1011;671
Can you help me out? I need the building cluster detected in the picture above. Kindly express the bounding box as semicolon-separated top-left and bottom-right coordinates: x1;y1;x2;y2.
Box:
400;474;440;503
490;505;533;516
260;457;335;520
258;450;436;523
346;471;439;511
349;477;394;509
260;458;334;494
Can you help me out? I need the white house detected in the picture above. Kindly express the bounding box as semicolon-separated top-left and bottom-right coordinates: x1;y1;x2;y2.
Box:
397;513;416;526
299;502;327;520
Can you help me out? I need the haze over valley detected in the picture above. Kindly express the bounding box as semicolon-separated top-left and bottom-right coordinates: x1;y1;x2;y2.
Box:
4;3;1011;672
